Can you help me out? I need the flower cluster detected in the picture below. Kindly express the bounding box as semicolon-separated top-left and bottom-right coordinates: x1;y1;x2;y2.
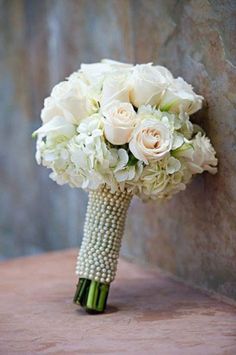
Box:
34;59;217;200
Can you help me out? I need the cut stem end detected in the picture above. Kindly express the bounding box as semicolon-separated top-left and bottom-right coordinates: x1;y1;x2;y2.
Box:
73;278;110;314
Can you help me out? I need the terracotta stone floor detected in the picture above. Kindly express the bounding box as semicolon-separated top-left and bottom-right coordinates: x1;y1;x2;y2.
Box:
0;249;236;354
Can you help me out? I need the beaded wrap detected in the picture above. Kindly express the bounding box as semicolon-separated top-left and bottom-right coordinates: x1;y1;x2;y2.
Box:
76;185;132;284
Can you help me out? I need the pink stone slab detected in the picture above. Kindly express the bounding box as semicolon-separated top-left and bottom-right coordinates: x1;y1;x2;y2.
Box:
0;249;236;354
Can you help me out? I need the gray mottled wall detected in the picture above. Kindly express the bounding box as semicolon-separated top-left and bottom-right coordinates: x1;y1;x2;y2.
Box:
0;0;236;299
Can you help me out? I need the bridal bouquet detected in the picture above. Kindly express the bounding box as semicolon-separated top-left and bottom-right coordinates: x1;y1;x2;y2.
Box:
34;59;217;313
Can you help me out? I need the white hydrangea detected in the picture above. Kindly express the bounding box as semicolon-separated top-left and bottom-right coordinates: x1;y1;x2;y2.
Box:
34;116;75;164
68;115;115;189
134;155;184;200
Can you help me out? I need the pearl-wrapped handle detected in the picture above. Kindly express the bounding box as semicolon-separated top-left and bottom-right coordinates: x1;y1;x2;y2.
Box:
76;186;132;284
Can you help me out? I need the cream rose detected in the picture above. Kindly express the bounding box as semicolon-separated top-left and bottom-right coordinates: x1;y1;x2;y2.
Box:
129;119;173;164
129;64;173;107
103;102;138;145
159;77;203;115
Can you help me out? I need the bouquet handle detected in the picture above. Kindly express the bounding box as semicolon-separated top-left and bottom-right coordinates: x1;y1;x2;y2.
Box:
74;186;132;313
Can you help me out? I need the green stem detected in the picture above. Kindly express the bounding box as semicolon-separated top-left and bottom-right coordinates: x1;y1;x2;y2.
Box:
73;278;84;304
80;279;91;307
97;284;109;312
73;278;110;314
87;280;97;309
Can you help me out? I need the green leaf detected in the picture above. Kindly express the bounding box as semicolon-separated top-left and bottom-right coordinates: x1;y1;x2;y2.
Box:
172;143;193;158
127;154;138;166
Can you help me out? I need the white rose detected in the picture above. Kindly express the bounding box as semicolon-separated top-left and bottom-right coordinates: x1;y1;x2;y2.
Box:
129;64;173;107
41;97;62;124
160;77;203;115
173;133;217;174
41;79;97;125
100;73;130;107
103;101;138;145
101;58;133;69
81;59;133;85
34;116;75;139
54;81;89;122
80;62;113;84
129;119;173;164
190;133;218;174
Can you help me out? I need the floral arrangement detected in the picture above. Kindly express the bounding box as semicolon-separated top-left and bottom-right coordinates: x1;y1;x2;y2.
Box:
34;59;217;313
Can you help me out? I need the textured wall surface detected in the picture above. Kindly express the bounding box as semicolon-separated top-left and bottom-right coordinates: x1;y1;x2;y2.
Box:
122;0;236;299
0;0;236;299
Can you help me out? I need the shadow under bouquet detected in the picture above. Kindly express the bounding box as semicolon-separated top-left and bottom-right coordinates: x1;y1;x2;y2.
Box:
33;59;217;313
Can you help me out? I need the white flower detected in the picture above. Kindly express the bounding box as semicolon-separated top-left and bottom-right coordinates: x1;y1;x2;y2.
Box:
189;133;218;174
160;77;203;115
160;170;189;200
110;149;143;184
33;117;75;186
41;78;98;125
80;59;132;85
80;62;113;85
111;149;134;181
173;133;217;174
68;116;117;189
129;64;173;107
137;106;192;144
166;156;181;174
100;73;130;107
34;116;75;139
101;59;133;69
34;60;217;201
34;116;75;164
41;97;62;124
134;156;187;200
129;119;173;164
178;111;194;139
103;101;138;145
139;162;170;198
67;71;102;105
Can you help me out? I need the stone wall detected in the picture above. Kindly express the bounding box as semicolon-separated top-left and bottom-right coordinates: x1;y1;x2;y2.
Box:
0;0;235;299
